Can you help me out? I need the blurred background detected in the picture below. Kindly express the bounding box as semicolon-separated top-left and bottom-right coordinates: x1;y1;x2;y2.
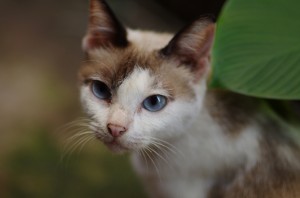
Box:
0;0;225;197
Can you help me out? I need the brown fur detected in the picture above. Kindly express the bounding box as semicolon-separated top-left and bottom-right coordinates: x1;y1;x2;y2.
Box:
79;45;196;100
208;117;300;198
206;91;300;197
205;90;259;135
209;162;300;198
209;150;300;198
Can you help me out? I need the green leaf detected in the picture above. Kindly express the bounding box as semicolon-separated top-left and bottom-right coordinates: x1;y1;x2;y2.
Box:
210;0;300;99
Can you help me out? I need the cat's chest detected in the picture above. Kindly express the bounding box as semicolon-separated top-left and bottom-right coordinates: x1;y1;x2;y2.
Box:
131;150;215;198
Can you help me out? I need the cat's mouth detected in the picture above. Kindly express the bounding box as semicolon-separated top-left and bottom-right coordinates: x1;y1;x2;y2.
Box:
94;131;139;153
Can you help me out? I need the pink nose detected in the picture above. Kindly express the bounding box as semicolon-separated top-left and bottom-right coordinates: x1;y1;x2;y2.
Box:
107;124;127;137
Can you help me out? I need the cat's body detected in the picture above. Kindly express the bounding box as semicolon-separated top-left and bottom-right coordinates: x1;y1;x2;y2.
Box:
132;91;300;198
78;1;300;197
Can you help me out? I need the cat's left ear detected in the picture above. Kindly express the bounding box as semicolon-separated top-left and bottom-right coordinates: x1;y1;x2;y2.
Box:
161;19;215;80
82;0;128;52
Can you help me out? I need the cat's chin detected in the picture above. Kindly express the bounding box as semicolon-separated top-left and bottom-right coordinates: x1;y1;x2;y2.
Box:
103;139;131;154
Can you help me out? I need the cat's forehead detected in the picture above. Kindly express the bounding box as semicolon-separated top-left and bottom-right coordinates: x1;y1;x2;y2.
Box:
127;29;173;52
79;46;162;88
116;68;167;108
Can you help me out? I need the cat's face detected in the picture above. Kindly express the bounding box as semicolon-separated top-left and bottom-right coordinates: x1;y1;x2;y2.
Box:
78;0;214;153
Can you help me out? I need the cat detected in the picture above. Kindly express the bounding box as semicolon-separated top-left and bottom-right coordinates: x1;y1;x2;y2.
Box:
78;0;300;197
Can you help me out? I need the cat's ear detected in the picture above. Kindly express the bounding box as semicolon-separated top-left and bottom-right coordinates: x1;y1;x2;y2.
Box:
161;19;215;79
82;0;128;52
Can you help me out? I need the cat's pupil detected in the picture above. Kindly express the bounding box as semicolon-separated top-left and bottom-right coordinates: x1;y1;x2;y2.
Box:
149;96;158;106
91;80;111;100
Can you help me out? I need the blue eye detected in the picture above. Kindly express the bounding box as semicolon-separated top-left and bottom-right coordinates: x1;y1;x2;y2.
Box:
142;95;167;112
91;81;111;100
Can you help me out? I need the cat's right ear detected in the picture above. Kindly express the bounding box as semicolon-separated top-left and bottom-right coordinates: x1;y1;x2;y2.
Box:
160;18;215;81
82;0;128;52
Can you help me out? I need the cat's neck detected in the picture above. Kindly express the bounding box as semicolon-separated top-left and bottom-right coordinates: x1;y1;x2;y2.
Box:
171;90;261;171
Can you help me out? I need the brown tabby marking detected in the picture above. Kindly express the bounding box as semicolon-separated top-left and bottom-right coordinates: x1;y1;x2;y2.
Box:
205;90;259;135
79;44;195;100
208;127;300;198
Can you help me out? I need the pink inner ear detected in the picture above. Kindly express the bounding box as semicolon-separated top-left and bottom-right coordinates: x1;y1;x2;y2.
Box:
194;57;210;82
82;34;97;51
192;24;215;82
82;30;114;51
197;24;215;59
192;24;215;81
82;0;128;52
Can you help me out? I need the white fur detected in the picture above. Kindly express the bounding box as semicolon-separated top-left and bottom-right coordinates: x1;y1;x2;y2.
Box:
81;66;261;197
127;29;172;52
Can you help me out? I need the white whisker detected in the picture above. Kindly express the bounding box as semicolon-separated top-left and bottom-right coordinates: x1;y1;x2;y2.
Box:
149;142;172;162
66;131;94;143
146;136;183;157
144;146;161;181
138;149;149;172
148;137;180;152
58;117;95;163
78;135;95;154
146;145;170;167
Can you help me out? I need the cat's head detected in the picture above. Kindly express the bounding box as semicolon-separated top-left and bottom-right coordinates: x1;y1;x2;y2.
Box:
78;0;215;153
